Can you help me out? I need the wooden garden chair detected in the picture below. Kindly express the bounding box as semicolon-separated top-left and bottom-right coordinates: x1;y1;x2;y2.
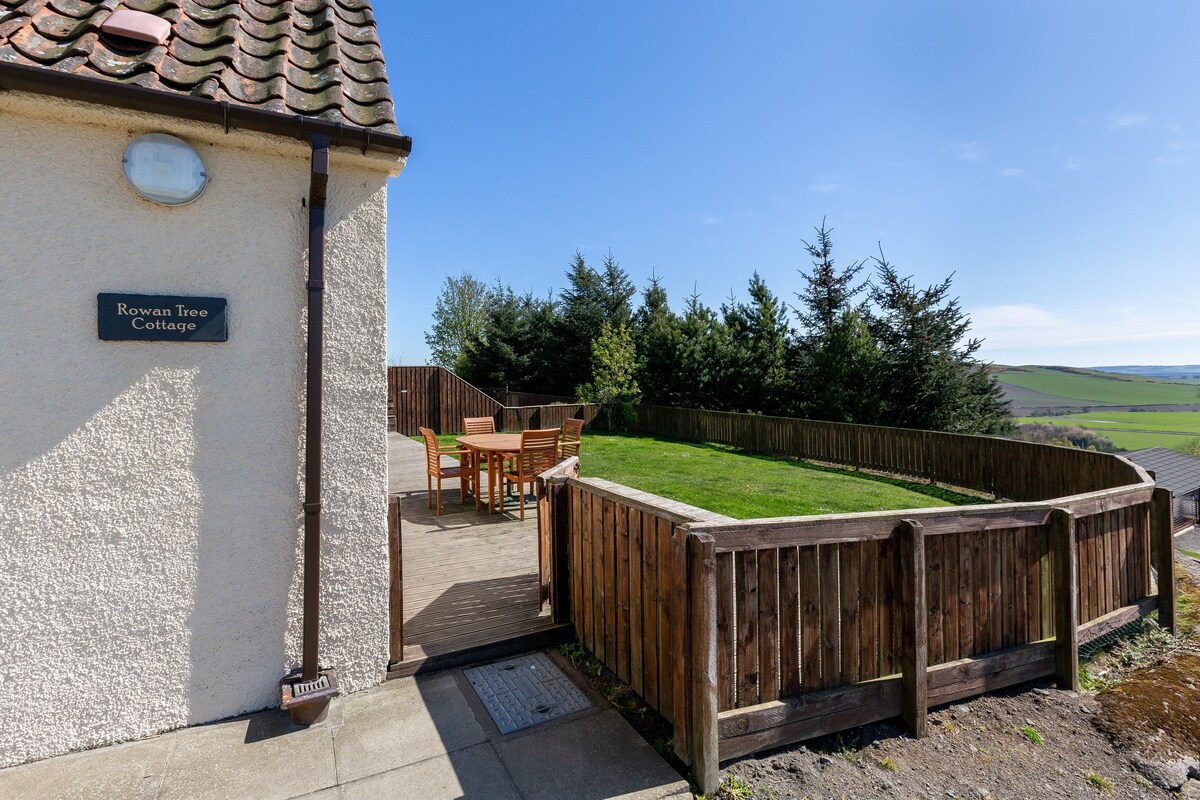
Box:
461;416;496;504
500;428;560;520
463;416;496;435
419;427;468;515
560;418;584;459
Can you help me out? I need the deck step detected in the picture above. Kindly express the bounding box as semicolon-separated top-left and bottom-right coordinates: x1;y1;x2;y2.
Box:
386;624;574;679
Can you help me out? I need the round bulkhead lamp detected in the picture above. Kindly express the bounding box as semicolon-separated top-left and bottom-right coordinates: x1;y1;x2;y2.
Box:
122;133;209;205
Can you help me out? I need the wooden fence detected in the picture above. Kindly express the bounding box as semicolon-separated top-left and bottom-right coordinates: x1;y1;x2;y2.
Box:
388;366;600;435
631;405;1141;501
535;405;1177;794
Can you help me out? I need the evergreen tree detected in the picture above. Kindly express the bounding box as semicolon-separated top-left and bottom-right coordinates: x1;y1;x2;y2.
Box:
460;285;555;391
722;273;795;415
632;273;686;406
793;219;868;336
792;223;879;422
552;250;635;395
868;251;1011;434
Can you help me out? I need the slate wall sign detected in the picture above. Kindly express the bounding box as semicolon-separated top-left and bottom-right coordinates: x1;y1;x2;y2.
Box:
97;292;228;342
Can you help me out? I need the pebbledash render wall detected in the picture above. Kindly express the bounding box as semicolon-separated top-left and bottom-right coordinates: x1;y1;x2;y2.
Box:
0;91;402;767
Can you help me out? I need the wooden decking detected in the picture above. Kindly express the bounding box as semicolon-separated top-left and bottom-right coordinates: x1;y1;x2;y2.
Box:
387;434;566;677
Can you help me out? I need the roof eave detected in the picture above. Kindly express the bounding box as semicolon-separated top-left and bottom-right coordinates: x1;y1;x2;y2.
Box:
0;61;412;158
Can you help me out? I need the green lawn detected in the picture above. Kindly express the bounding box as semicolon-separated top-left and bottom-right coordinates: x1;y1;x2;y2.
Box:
996;366;1200;407
1016;410;1200;452
415;430;979;519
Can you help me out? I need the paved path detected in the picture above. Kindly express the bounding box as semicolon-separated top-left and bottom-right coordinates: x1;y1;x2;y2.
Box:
0;653;691;799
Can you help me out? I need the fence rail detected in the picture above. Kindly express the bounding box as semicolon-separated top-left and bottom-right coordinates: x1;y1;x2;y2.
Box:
535;404;1175;794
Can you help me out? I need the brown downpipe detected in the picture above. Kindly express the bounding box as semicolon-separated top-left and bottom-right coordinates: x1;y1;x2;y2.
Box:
302;134;331;681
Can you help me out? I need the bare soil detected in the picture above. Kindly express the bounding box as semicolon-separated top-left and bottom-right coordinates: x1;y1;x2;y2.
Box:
716;684;1165;800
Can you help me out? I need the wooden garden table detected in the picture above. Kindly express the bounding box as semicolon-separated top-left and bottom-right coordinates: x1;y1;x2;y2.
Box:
456;433;522;513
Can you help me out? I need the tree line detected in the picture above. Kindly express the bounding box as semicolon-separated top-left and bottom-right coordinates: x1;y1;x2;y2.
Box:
424;223;1012;435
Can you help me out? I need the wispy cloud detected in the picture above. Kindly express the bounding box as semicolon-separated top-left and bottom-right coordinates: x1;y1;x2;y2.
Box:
1154;138;1198;167
1064;157;1082;170
972;302;1200;354
999;167;1024;178
700;213;723;226
808;182;842;194
1109;112;1149;129
956;141;985;163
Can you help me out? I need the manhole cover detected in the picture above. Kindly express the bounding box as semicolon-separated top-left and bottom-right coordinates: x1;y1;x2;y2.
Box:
463;652;593;734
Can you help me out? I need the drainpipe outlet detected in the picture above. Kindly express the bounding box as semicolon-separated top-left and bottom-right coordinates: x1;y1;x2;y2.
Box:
280;668;340;726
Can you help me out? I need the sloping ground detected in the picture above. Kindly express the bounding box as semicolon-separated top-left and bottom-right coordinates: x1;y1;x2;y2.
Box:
715;685;1168;799
997;366;1200;410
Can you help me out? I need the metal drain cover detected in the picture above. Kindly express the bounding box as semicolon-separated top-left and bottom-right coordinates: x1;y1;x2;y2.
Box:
463;652;593;734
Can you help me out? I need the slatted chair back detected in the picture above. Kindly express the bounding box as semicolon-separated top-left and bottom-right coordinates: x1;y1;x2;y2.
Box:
519;428;561;474
420;427;442;476
463;416;496;436
499;428;561;519
419;426;467;514
561;418;584;458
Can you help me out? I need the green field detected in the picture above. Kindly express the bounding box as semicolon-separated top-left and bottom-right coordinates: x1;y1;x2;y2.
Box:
1016;410;1200;453
997;365;1200;408
417;431;978;519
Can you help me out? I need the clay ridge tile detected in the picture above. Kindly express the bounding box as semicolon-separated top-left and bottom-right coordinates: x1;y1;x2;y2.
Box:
0;0;397;133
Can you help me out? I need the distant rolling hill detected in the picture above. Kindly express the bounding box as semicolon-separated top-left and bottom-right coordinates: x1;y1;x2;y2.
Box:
1092;365;1200;381
995;365;1200;413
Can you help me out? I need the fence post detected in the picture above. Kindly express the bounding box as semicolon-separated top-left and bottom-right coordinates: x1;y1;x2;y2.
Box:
688;532;719;796
1151;487;1176;633
1049;508;1078;691
551;470;578;624
388;495;403;665
899;519;927;737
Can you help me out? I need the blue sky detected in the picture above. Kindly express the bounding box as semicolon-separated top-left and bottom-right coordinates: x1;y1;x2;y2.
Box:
378;2;1198;368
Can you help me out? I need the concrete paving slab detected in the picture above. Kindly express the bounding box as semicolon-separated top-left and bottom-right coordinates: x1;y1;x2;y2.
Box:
338;744;521;800
333;670;488;783
492;708;691;800
0;734;173;800
157;712;336;800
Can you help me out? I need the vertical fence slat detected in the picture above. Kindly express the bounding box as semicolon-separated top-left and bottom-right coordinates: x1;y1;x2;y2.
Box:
943;533;960;662
779;546;801;696
658;518;676;723
859;540;879;680
927;534;943;665
616;505;631;684
819;544;840;690
716;552;735;711
758;548;781;702
800;546;822;691
957;531;974;659
900;520;928;737
671;526;690;758
1051;509;1079;691
643;511;660;712
629;510;644;697
736;550;759;706
877;539;896;675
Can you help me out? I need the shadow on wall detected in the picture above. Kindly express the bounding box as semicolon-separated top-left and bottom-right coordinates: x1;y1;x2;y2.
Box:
0;362;298;765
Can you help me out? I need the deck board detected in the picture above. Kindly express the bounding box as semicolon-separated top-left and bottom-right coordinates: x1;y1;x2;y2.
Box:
388;434;555;670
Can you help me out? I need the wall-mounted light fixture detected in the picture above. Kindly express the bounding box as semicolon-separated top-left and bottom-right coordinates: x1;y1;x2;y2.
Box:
122;133;208;206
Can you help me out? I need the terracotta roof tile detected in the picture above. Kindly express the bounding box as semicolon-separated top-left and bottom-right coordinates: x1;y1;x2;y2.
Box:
0;0;397;132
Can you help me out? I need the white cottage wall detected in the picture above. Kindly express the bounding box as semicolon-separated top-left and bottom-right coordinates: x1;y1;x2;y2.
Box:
0;93;397;767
